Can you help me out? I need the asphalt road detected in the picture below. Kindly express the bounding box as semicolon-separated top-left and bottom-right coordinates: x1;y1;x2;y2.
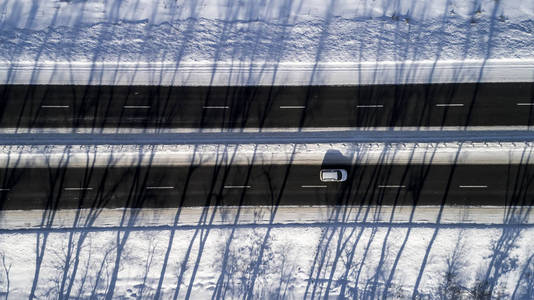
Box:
1;83;534;129
1;163;533;210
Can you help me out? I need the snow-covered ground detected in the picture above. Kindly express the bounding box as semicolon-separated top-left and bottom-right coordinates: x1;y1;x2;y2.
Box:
1;141;534;168
3;206;534;230
2;0;534;62
1;205;534;299
2;0;534;85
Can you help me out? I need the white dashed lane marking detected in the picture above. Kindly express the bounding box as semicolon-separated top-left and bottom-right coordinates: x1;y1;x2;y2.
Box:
459;185;488;189
146;186;174;190
279;105;306;109
301;185;327;188
224;185;251;189
356;105;384;108
378;185;406;188
203;106;230;109
435;103;464;107
41;105;70;109
123;105;151;109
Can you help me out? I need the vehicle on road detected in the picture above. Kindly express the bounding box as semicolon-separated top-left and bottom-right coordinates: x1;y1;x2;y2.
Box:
320;169;348;182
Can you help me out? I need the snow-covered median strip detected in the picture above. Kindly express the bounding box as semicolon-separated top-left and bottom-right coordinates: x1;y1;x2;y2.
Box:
1;141;534;168
2;59;534;86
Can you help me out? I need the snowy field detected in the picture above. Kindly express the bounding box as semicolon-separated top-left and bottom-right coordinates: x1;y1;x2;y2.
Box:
1;205;534;299
1;0;534;62
1;0;534;85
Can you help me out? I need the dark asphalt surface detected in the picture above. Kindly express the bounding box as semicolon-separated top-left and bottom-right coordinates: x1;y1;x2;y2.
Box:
1;163;533;210
1;83;534;129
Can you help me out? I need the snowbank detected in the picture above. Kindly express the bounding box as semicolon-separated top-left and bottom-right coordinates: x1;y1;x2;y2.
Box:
4;59;534;86
2;206;534;230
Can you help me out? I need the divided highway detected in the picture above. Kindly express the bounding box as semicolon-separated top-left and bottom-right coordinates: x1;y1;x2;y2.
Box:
1;83;534;210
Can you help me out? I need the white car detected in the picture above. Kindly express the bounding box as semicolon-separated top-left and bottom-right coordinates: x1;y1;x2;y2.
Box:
320;169;348;182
